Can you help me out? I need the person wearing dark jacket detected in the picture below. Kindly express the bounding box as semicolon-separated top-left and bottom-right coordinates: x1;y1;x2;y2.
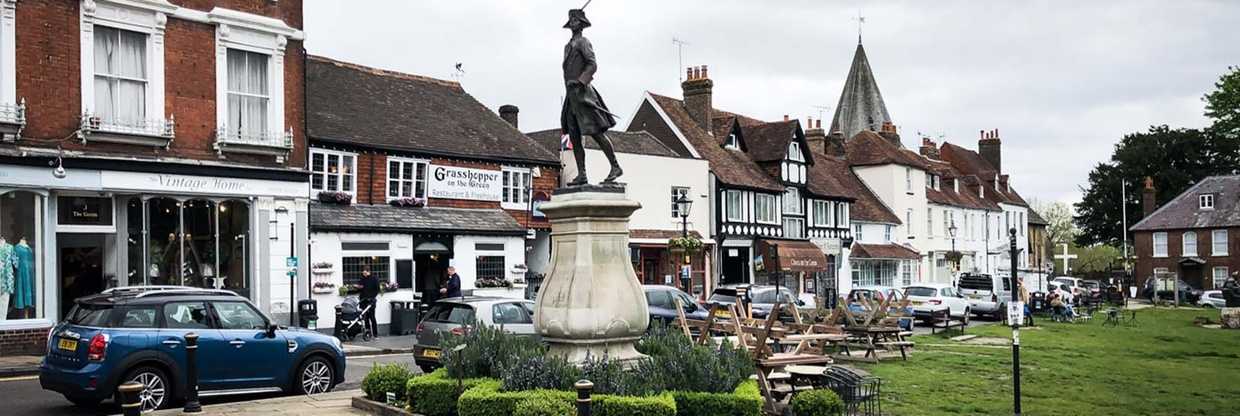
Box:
439;267;462;299
359;268;380;339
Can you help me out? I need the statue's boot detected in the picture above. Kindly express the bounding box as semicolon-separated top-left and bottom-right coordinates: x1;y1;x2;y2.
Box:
602;165;623;183
568;174;589;186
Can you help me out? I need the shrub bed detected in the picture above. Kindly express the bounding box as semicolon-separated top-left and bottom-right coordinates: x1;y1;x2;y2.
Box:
514;393;575;416
670;380;763;416
362;363;414;402
459;379;676;416
790;389;844;416
406;369;489;416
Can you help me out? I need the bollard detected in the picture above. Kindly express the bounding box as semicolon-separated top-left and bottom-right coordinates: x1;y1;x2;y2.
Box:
118;381;144;416
575;379;594;416
183;332;202;413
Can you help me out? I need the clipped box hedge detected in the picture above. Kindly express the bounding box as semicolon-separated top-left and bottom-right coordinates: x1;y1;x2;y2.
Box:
670;380;763;416
406;369;489;416
458;379;676;416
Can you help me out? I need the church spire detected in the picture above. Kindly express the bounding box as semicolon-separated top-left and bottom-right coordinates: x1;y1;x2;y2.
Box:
829;42;892;140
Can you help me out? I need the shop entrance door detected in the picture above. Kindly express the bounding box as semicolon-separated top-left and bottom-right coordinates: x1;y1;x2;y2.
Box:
721;247;750;286
415;254;450;303
643;258;659;285
58;233;112;318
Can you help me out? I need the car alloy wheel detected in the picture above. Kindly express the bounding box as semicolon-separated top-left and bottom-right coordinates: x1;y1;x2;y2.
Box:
130;370;167;412
300;359;333;395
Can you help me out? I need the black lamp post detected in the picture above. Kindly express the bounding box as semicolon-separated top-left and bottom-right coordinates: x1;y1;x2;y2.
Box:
948;220;959;275
675;193;694;293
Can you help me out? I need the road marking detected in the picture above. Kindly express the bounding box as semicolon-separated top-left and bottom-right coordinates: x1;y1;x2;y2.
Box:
0;375;38;382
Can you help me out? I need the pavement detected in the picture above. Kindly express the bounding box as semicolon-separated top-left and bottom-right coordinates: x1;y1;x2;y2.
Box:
148;389;367;415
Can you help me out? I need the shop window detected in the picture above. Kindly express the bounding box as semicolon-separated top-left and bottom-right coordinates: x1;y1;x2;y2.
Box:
476;256;505;281
342;256;389;286
130;198;249;295
147;197;182;286
216;200;250;294
181;199;216;289
126;198;144;287
0;191;44;322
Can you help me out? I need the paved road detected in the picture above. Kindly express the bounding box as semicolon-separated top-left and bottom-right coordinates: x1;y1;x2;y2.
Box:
2;353;420;416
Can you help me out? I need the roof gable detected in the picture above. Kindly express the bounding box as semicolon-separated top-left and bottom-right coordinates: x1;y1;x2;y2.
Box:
643;93;784;192
741;120;813;165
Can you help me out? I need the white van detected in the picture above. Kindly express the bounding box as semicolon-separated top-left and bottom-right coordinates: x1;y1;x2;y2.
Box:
957;273;1011;320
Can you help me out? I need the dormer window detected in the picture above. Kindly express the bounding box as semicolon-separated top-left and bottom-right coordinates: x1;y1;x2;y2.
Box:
724;133;739;149
1200;194;1215;210
788;141;804;162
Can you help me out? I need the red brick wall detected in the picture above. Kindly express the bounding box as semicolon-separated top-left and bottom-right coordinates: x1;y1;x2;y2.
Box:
1133;227;1240;290
0;326;50;356
13;0;305;169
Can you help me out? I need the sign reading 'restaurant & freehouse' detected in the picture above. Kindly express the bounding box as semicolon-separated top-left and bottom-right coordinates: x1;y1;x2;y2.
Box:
428;164;504;202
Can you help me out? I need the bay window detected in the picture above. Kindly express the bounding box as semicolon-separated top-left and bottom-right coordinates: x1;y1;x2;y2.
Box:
389;158;429;200
782;188;802;214
812;200;831;227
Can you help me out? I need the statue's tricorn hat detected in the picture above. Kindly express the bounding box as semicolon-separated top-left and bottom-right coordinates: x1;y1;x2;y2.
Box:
563;9;591;29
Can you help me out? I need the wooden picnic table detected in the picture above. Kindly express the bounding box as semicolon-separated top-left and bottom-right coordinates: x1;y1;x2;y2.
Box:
841;325;913;361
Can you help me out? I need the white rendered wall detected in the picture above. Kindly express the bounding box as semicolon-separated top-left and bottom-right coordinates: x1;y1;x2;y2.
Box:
561;149;711;240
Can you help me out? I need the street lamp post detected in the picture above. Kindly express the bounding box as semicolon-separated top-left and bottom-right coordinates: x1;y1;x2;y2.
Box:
675;193;694;293
948;220;959;275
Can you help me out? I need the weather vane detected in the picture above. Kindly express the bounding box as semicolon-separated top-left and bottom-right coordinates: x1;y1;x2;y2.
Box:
853;10;866;44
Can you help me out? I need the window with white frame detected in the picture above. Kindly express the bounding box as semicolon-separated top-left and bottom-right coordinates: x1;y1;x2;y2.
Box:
755;193;777;224
1153;232;1168;257
388;158;429;200
1200;194;1215;210
905;209;913;236
93;26;148;125
854;224;863;241
502;167;532;209
310;149;355;195
225;49;270;138
926;208;934;238
783;217;805;239
671;187;690;218
788;142;804;162
724;134;739;149
1214;267;1230;289
724;190;744;222
812;200;831;227
905;168;912;192
884;225;892;243
782;188;803;215
1213;229;1229;256
1183;231;1197;257
901;260;914;286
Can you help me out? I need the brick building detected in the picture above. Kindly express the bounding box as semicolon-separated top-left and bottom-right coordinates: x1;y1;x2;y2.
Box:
1131;175;1240;291
0;0;307;354
304;56;559;330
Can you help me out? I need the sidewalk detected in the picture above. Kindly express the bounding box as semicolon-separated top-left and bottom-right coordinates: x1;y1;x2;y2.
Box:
149;389;366;415
0;354;41;377
341;333;417;356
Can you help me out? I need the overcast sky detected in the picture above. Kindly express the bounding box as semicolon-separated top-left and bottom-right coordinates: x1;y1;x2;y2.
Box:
304;0;1240;206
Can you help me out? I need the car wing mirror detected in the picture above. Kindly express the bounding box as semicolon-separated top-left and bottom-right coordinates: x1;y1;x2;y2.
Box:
266;324;278;338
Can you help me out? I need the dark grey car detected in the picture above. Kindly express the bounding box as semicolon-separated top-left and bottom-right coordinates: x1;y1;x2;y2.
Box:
412;297;536;373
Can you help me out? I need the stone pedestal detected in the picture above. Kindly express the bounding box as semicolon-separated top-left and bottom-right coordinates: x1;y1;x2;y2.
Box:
533;186;649;364
1222;307;1240;329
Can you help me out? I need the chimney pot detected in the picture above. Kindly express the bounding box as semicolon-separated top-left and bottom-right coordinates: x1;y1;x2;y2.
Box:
1142;176;1157;218
686;67;693;80
980;130;985;139
784;115;789;121
682;64;714;133
816;119;821;129
701;65;708;79
498;104;519;128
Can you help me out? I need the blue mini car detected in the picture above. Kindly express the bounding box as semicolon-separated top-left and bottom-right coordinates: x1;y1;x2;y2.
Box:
40;286;346;411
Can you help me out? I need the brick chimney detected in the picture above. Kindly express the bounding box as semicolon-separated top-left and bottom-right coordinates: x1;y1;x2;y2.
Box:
825;130;846;156
979;128;1002;173
499;104;519;128
681;65;713;133
1142;176;1157;218
805;117;826;153
919;137;940;159
878;121;901;147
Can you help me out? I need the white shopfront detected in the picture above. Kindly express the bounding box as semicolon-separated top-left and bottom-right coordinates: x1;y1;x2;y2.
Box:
0;163;309;335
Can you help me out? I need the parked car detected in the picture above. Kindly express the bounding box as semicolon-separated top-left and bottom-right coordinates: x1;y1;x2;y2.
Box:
1199;290;1226;308
957;273;1011;320
1081;280;1102;296
40;286;345;412
645;285;709;327
705;284;806;320
903;284;970;324
413;297;536;373
847;286;916;329
1140;277;1202;304
1052;277;1087;300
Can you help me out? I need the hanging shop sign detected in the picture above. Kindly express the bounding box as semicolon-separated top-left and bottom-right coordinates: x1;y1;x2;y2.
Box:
427;165;503;202
100;171;308;198
56;196;114;227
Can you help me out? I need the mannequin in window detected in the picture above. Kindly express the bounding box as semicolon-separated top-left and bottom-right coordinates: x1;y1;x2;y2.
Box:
13;237;34;319
0;237;14;321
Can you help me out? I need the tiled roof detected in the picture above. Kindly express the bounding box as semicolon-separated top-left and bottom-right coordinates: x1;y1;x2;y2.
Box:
740;120;804;164
1028;209;1050;226
630;229;705;240
306;56;557;165
924;159;1000;211
830;43;893;139
647;93;784;192
845;131;929;169
805;152;859;201
851;243;920;260
1131;175;1240;231
525;129;681;158
310;203;525;235
938;142;1029;207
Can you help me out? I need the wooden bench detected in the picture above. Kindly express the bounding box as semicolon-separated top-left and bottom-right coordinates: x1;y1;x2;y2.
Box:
928;309;966;334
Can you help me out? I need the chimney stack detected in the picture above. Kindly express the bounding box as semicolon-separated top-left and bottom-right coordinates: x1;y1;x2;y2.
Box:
681;65;714;134
979;128;1002;173
1142;177;1157;218
805;117;826;154
878;121;901;147
498;104;519;129
825;130;846;157
919;137;940;159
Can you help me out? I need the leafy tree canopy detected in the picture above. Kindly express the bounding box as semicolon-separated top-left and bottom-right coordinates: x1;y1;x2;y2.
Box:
1205;65;1240;139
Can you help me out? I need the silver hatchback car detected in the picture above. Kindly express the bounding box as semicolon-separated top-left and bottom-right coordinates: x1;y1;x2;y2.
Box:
412;296;537;373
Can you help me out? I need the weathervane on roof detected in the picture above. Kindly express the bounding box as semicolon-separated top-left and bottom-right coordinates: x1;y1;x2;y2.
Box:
452;62;465;82
853;10;866;44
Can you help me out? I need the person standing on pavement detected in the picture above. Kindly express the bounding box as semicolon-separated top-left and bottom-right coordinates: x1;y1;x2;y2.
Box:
439;266;462;299
359;267;380;339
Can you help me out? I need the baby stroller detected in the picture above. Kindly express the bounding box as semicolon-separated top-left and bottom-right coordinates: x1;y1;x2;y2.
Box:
334;296;373;341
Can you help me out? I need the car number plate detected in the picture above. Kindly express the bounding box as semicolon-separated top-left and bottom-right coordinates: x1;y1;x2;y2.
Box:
716;310;732;318
58;338;78;352
422;348;441;359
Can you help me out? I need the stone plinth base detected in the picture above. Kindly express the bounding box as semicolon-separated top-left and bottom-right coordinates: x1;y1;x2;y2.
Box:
533;188;649;364
1222;308;1240;329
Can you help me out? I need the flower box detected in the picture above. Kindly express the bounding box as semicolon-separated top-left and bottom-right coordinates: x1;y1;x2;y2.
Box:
317;191;353;205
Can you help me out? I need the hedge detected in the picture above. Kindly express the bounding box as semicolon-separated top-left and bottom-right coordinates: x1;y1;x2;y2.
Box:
406;369;489;416
514;394;575;416
670;380;763;416
790;389;843;416
458;379;676;416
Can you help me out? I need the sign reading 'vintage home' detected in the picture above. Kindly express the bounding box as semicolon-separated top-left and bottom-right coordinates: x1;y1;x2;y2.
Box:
428;164;504;202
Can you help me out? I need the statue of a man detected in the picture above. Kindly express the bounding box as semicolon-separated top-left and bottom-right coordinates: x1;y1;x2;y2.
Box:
561;8;622;186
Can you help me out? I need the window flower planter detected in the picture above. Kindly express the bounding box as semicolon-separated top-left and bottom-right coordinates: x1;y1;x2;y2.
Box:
389;197;426;208
317;191;353;205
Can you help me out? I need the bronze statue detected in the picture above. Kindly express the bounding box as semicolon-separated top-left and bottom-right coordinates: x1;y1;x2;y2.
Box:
561;8;622;186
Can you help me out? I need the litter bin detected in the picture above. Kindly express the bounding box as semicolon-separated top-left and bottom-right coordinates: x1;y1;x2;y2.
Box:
390;300;419;336
297;299;318;330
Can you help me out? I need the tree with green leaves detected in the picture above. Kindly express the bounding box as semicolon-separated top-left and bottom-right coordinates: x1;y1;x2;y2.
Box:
1075;66;1240;246
1031;199;1077;246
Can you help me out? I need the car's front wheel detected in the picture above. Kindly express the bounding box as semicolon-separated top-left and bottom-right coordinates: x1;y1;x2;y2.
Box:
296;356;335;395
119;365;171;412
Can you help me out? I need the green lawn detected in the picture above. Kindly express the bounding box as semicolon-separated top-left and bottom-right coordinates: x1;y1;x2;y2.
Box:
857;308;1240;416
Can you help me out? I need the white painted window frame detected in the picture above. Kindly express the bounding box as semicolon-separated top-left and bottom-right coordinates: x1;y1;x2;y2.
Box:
1200;194;1215;210
309;148;357;201
670;186;690;218
388;157;430;202
1213;229;1229;256
214;14;287;144
1152;232;1168;258
0;0;17;114
79;0;172;130
500;166;532;211
1214;267;1230;289
724;190;744;223
1182;231;1197;257
754;193;777;225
